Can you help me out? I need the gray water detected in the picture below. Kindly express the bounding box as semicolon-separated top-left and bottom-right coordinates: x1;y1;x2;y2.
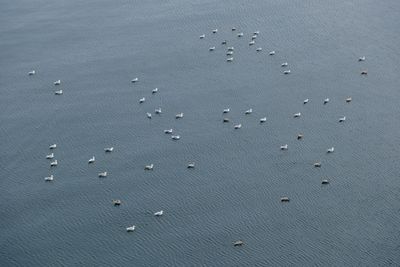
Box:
1;0;400;266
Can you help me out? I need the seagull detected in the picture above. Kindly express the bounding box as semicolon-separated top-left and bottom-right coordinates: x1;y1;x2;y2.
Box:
361;70;368;75
231;27;236;31
155;108;162;114
293;112;301;118
88;156;95;164
251;35;257;40
322;179;330;184
212;29;218;33
164;129;173;134
358;56;366;61
281;197;290;202
256;47;262;52
223;118;230;123
146;112;152;119
313;162;322;167
227;57;234;62
233;240;244;246
281;62;288;67
237;32;244;37
223;108;230;113
104;147;114;152
253;31;260;35
187;163;195;168
131;77;139;83
175;113;184;119
249;41;255;46
50;160;58;167
139;97;145;103
297;134;304;140
199;34;205;39
327;147;335;153
324;98;330;104
171;135;180;140
346;97;352;103
152;88;158;94
98;171;107;177
260;117;267;123
269;51;275;55
126;225;135;232
144;164;154;170
154;210;164;216
245;108;252;115
28;70;36;75
227;47;234;51
226;51;234;55
54;80;61;85
209;46;215;51
221;40;227;45
44;175;54;181
234;124;242;129
49;144;57;149
46;153;54;159
112;200;121;206
54;90;63;95
303;99;309;104
283;70;291;74
280;144;288;150
339;116;346;122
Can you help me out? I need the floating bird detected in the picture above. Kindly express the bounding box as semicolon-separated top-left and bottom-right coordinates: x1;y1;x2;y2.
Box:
322;179;330;184
164;129;173;134
88;156;95;164
313;162;322;167
28;70;36;75
346;97;352;103
226;51;234;56
131;77;138;83
280;144;288;150
152;88;158;94
233;240;244;246
104;147;114;152
144;164;154;170
171;135;181;140
98;171;107;177
256;47;262;52
281;197;290;202
146;112;152;119
50;160;58;167
55;90;63;95
260;117;267;123
154;210;164;216
155;108;162;114
327;147;335;153
297;134;303;140
303;99;309;104
54;80;61;85
223;108;230;113
223;118;230;123
187;163;195;168
245;108;252;115
227;57;234;62
237;32;244;37
221;40;227;45
199;34;205;39
358;56;366;61
324;98;330;104
231;27;236;31
46;153;54;159
227;47;234;51
49;144;57;149
112;200;121;206
234;124;242;129
283;70;291;74
361;70;368;75
249;41;255;46
251;35;257;40
293;112;301;118
339;116;346;122
175;113;184;119
139;97;145;103
44;175;54;181
281;62;288;67
212;29;218;33
209;46;215;51
126;225;135;232
269;51;275;55
253;31;260;35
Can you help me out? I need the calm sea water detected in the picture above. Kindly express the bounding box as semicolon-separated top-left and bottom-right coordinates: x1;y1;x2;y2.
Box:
1;0;400;266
